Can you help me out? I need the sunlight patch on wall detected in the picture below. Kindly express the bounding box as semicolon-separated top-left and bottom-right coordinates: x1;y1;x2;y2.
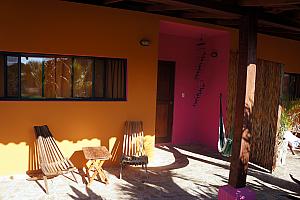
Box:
0;142;28;176
144;135;155;162
109;137;120;163
58;138;101;158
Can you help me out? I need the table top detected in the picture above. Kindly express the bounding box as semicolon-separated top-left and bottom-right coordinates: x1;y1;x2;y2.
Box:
82;146;112;160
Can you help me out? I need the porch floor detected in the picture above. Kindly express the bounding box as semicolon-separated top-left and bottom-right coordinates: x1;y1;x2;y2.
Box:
0;144;299;200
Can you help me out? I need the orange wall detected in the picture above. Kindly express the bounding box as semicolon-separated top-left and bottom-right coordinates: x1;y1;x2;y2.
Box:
227;29;300;72
0;0;159;175
1;0;300;176
257;34;300;73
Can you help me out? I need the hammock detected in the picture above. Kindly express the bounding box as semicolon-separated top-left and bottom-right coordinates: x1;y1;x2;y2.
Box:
218;93;233;157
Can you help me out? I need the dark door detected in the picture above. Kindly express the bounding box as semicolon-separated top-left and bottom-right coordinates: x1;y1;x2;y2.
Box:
155;60;175;143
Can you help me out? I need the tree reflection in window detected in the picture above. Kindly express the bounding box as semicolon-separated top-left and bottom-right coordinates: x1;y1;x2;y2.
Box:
73;58;93;98
44;58;72;98
21;57;43;97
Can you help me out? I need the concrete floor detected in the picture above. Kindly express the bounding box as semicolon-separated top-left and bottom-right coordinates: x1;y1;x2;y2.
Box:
0;144;299;200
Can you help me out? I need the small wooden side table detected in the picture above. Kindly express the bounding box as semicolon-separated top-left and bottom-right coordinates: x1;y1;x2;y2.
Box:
82;146;112;186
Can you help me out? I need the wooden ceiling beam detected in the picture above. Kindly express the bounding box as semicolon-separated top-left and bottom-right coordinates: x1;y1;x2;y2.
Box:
184;18;239;28
132;0;241;17
239;0;300;6
146;4;192;12
135;0;300;34
182;12;238;19
258;27;300;34
266;6;300;15
259;19;300;32
214;19;241;26
259;29;300;40
66;0;300;40
103;0;125;4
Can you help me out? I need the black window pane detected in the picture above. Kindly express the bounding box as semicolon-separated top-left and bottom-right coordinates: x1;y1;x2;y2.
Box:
94;59;105;98
295;75;300;100
73;58;93;98
44;57;72;98
21;57;42;98
0;55;4;97
7;56;19;97
282;74;290;100
283;73;300;101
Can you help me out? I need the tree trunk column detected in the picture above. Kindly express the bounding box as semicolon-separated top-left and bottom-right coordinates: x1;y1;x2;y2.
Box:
228;13;257;188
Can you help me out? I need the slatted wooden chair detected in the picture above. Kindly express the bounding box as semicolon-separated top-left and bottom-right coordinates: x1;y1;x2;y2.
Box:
120;121;148;179
33;125;77;194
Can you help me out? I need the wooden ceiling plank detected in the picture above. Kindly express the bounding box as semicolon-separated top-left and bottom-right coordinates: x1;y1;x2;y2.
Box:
103;0;125;4
239;0;300;6
183;12;238;19
146;4;192;11
260;30;300;35
258;26;300;33
260;19;300;32
215;19;241;26
66;0;300;40
132;0;240;17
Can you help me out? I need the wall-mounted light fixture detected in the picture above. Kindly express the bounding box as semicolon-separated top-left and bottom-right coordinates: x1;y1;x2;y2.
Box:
139;38;151;46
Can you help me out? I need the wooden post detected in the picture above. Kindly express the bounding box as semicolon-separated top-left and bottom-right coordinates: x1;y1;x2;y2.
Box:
228;13;257;188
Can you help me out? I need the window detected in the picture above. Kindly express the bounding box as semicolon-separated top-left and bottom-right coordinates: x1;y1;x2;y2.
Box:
282;73;300;101
0;52;127;101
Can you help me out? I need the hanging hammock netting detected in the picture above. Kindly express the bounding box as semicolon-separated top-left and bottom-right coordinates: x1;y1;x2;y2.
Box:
218;93;233;157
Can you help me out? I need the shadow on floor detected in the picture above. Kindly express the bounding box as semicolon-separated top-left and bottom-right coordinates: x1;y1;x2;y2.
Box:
178;145;300;191
290;174;300;185
68;185;103;200
214;172;300;200
106;144;218;199
67;144;300;199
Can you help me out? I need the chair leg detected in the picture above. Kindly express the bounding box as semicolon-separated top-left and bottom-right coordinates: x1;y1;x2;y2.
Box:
43;176;49;194
120;164;123;179
78;168;88;185
145;164;148;179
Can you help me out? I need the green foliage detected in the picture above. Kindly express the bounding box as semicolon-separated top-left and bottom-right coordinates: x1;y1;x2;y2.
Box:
279;100;300;144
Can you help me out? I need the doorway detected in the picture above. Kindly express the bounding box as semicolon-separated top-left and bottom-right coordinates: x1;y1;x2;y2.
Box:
155;60;175;143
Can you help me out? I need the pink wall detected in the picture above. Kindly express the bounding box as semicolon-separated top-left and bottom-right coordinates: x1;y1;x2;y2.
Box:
159;22;230;149
195;35;230;148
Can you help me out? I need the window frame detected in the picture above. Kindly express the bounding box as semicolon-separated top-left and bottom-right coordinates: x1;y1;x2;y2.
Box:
0;51;127;101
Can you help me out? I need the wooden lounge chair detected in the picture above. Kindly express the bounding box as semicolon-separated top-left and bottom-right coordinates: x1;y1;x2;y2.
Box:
120;121;148;179
33;125;77;194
